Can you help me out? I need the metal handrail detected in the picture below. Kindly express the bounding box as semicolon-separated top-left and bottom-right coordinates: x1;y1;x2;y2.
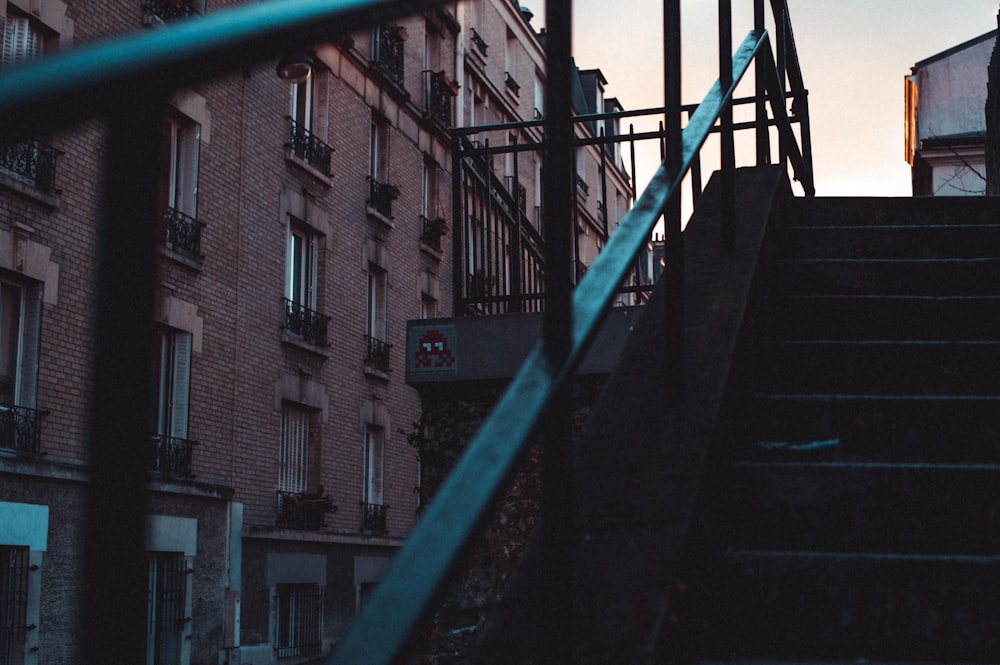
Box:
330;25;801;665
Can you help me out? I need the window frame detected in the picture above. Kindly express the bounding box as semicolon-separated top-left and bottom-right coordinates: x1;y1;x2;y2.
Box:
366;266;387;343
151;329;192;441
362;425;384;506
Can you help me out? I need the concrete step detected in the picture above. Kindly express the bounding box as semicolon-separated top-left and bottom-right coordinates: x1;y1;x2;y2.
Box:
769;295;1000;341
783;223;1000;260
693;550;1000;662
752;340;1000;395
734;393;1000;463
707;461;1000;555
777;257;1000;296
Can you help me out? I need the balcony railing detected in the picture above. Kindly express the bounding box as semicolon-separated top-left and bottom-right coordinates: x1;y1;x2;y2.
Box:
424;70;456;129
365;335;391;374
143;0;200;22
373;24;405;86
367;176;399;219
283;298;330;347
288;117;333;176
159;206;205;260
148;434;196;480
276;490;337;530
0;404;48;457
470;28;488;56
504;71;520;96
0;138;61;193
420;215;447;251
360;501;388;535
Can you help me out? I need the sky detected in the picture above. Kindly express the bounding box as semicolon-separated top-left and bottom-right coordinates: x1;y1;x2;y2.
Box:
529;0;1000;199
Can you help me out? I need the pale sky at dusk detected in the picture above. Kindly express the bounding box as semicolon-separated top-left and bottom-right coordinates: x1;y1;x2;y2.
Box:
533;1;1000;199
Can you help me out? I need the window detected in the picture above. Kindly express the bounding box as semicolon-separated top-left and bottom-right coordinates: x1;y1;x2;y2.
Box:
290;76;312;134
150;329;193;479
146;553;186;665
279;404;310;497
369;113;389;185
0;279;40;410
286;221;318;312
286;70;333;177
361;425;387;534
275;583;323;659
420;294;437;319
0;546;28;665
373;24;405;86
1;15;44;66
366;266;386;343
159;114;200;218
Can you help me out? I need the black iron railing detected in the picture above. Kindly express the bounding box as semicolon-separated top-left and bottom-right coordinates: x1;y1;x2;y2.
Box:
283;298;330;347
144;0;199;21
470;28;488;56
360;501;388;535
365;335;391;373
504;71;520;96
276;490;337;530
159;206;204;260
373;24;405;86
367;176;399;219
0;405;47;457
148;434;196;480
424;70;456;129
288;117;334;176
420;215;447;251
0;139;61;193
274;584;324;659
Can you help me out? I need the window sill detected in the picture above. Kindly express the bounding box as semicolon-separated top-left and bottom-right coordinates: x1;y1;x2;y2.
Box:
363;364;391;381
285;152;333;187
156;244;204;271
0;172;60;209
366;206;395;229
419;241;444;261
281;330;331;358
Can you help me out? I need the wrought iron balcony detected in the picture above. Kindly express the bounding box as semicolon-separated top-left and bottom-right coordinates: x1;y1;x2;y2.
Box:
360;501;388;535
424;70;456;129
373;24;405;87
0;138;61;193
365;335;391;374
148;434;196;480
367;176;399;219
504;72;520;96
159;206;205;260
0;404;48;457
420;215;447;251
470;28;488;56
143;0;199;22
276;490;337;530
283;298;330;347
288;118;333;176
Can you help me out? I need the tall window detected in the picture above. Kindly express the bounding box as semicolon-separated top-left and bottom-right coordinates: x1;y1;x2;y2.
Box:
366;267;387;343
369;113;389;185
279;404;310;497
0;280;39;410
151;330;191;441
146;553;186;665
159;115;200;218
286;221;318;312
0;546;28;665
275;583;323;659
422;161;439;220
363;426;384;506
290;76;313;134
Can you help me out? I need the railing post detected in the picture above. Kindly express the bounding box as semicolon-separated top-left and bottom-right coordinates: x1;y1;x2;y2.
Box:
754;0;770;165
82;101;160;665
719;0;735;257
664;0;683;402
541;0;574;659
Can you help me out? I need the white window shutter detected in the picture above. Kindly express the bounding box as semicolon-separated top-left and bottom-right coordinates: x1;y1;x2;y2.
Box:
1;17;43;66
168;332;191;439
307;234;318;310
18;284;42;409
280;407;308;493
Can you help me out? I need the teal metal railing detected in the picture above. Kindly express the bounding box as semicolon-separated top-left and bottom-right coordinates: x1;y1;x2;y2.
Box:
0;0;811;663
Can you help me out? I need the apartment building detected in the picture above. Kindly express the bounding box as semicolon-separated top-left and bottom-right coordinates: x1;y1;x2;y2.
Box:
0;0;633;664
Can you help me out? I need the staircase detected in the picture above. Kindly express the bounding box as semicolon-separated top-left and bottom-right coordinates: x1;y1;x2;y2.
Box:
694;196;1000;662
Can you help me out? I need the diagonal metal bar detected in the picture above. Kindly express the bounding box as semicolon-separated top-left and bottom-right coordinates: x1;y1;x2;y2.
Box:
0;0;450;142
327;27;769;665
